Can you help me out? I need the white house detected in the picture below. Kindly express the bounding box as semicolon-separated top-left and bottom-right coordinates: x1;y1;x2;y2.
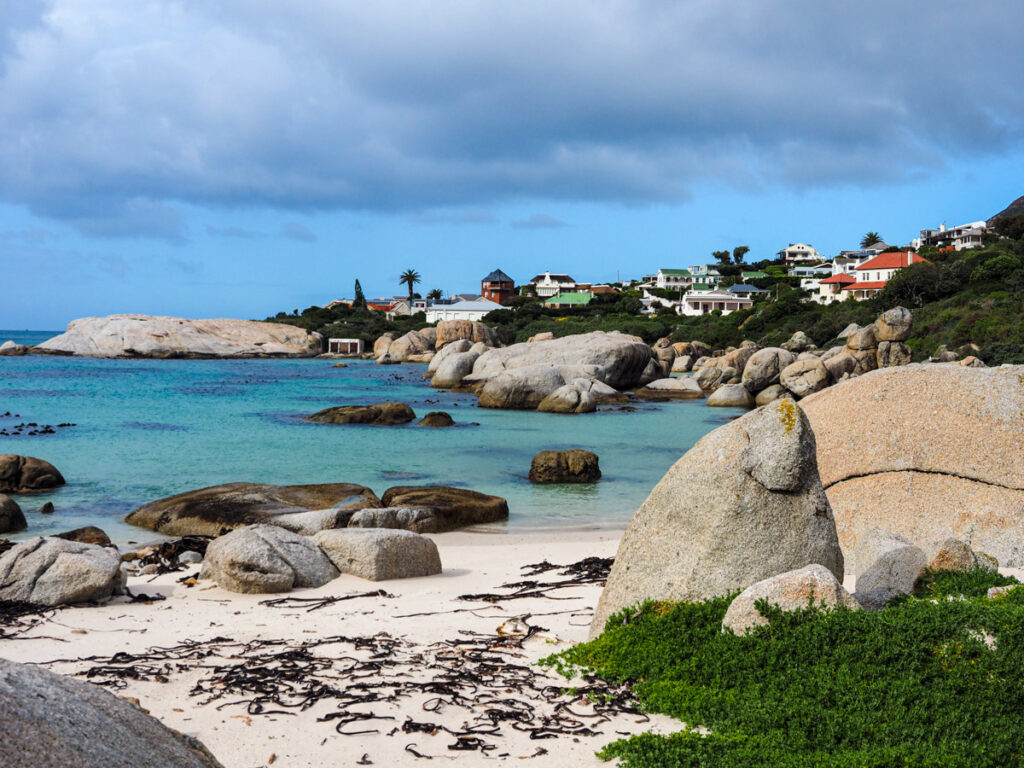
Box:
914;221;987;251
655;268;693;290
842;251;930;300
688;264;723;286
811;273;857;305
423;298;503;323
679;289;752;316
777;243;820;264
529;271;576;298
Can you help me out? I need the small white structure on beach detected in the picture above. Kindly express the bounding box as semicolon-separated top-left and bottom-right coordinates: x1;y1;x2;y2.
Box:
424;299;503;323
327;338;365;355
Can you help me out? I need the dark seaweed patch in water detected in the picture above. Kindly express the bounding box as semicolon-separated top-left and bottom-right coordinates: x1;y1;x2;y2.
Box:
120;421;189;432
172;384;246;396
378;470;431;481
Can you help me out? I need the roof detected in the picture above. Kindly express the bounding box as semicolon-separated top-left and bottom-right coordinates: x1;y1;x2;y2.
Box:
544;292;593;305
482;268;514;283
530;273;575;284
742;270;768;278
434;299;504;311
856;251;929;271
842;281;888;291
819;273;857;284
727;284;766;292
691;282;714;291
659;268;691;276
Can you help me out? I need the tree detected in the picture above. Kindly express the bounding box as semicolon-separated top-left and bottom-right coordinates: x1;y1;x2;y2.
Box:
426;288;443;300
732;246;750;263
712;250;731;264
860;232;883;249
399;269;421;301
353;279;366;309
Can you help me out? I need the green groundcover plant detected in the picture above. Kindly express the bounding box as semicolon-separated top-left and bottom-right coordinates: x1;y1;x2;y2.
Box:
542;568;1024;767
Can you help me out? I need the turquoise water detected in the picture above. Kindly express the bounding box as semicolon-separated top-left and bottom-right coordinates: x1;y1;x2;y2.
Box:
0;330;741;543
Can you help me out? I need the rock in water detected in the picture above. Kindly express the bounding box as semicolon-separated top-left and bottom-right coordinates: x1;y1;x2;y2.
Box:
125;482;381;536
0;340;28;356
0;494;26;534
528;450;601;483
706;383;755;407
417;411;456;427
722;564;859;635
313;529;442;581
34;314;320;358
53;526;113;547
0;537;123;605
379;486;509;531
306;402;416;425
591;399;843;637
200;524;338;593
636;377;704;399
0;454;65;492
801;364;1024;565
0;658;225;768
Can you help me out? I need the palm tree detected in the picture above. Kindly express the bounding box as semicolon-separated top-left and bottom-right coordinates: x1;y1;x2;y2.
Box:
860;232;883;249
399;269;421;301
426;288;443;300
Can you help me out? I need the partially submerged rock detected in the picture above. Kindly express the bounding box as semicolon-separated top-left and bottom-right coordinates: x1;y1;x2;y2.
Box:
537;383;597;413
306;402;416;425
592;399;843;636
706;383;754;408
125;482;381;536
0;658;225;768
200;524;338;593
0;340;28;356
0;454;65;493
528;450;601;483
379;486;509;531
722;564;859;635
636;377;703;399
417;411;456;427
0;494;26;534
313;528;442;581
53;526;113;547
0;537;123;605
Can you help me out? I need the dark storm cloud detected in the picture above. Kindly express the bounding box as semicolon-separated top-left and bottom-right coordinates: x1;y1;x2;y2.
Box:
0;1;1022;239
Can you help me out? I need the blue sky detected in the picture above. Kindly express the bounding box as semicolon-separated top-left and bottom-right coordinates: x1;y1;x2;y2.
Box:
2;1;1023;329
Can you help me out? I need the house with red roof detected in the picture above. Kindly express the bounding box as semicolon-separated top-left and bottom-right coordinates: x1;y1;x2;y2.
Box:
842;251;930;300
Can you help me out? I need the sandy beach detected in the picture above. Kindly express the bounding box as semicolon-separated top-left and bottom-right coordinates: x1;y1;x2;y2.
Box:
1;527;679;767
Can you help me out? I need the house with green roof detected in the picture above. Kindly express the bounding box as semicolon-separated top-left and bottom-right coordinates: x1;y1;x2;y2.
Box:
742;270;768;280
655;268;692;290
545;291;593;309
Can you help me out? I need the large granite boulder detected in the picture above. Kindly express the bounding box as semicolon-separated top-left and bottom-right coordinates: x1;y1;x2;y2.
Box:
348;507;439;533
652;337;677;376
477;364;569;409
695;365;737;393
528;450;601;483
852;527;927;611
0;494;26;533
373;332;396;358
876;340;912;368
35;315;320;358
781;331;813;353
754;384;790;406
0;537;123;605
0;454;65;493
780;358;830;398
431;350;482;388
435;320;500;349
200;524;338;593
722;564;859;635
306;402;416;425
874;307;913;342
636;377;704;399
0;658;225;768
125;482;381;536
592;399;843;636
379;486;509;531
706;383;755;408
313;529;442;581
537;383;597;413
386;330;435;362
928;538;997;572
845;325;878;351
741;348;795;392
801;364;1024;565
465;331;653;391
427;339;472;374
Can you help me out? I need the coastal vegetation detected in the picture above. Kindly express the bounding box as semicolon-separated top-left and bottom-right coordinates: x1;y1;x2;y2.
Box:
544;568;1024;768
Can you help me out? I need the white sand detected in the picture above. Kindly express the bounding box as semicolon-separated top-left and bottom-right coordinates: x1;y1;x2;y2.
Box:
1;527;679;767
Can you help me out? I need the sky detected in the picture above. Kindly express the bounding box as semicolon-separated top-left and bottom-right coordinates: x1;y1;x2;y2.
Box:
1;1;1024;329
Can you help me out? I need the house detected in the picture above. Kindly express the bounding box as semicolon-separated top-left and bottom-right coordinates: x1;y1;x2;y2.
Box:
789;265;832;278
590;284;619;295
727;283;768;298
481;269;516;305
327;338;364;355
914;221;987;251
832;250;879;275
545;292;593;309
423;298;503;323
777;243;820;264
679;289;753;316
655;269;692;290
841;251;930;300
688;264;723;286
530;271;576;298
812;273;857;304
366;298;401;312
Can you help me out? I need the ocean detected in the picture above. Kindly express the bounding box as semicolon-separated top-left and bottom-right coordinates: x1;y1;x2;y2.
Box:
0;330;741;544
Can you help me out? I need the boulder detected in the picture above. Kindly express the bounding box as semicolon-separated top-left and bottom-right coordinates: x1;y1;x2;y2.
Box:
845;325;878;351
466;331;653;391
0;658;225;768
822;349;859;381
928;538;996;573
848;348;878;375
348;507;440;533
652;337;676;376
263;508;361;536
959;356;986;368
0;494;26;534
876;340;912;368
54;526;112;547
781;331;813;353
537;384;597;414
754;384;790;406
379;486;509;531
636;377;704;399
780;358;830;398
35;314;321;358
852;528;926;611
0;340;28;356
373;332;396;358
837;323;861;339
313;529;442;581
0;537;123;605
435;320;500;349
671;355;693;373
200;524;338;593
306;402;416;425
636;358;662;386
528;450;602;483
695;365;735;393
741;348;795;392
689;341;711;359
125;482;381;536
706;383;755;408
586;379;629;404
931;345;960;363
427;339;472;375
430;350;481;388
529;331;555;343
417;411;456;427
386;330;434;362
874;307;913;342
0;454;65;493
801;365;1024;565
592;399;843;636
722;564;860;635
477;364;567;409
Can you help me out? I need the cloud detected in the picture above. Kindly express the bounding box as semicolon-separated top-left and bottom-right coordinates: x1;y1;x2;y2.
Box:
409;209;498;226
0;1;1022;239
511;213;568;229
281;222;316;242
207;225;261;239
